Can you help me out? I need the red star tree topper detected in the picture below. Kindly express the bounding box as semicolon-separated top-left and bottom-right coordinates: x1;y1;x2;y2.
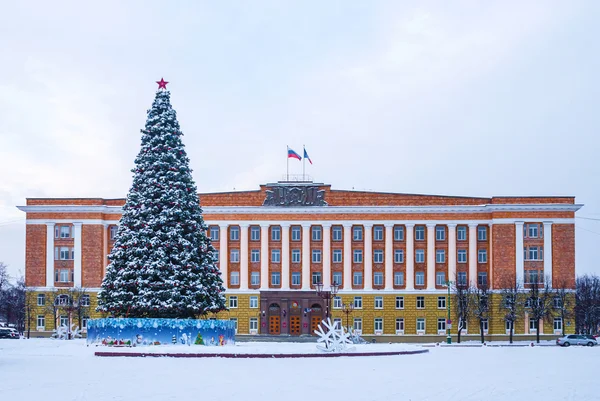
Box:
156;78;168;89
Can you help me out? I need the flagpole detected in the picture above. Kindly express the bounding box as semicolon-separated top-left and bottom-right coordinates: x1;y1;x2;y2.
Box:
302;144;306;181
286;145;289;182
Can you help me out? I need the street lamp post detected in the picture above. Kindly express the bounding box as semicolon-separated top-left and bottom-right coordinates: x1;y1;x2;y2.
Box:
446;280;453;344
315;281;340;321
341;303;354;333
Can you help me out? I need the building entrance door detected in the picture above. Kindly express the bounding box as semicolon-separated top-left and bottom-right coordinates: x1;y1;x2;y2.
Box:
310;316;322;335
269;315;280;335
289;316;301;335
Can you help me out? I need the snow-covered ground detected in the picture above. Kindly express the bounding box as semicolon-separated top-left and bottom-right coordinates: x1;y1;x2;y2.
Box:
1;339;597;401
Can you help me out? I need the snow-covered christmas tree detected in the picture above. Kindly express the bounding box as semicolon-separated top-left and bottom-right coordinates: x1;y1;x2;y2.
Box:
97;79;226;318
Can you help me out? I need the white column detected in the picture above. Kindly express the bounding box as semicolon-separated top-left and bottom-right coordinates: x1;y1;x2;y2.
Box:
543;222;553;287
73;222;83;287
364;223;373;291
515;222;524;285
384;224;394;290
45;223;55;287
260;224;269;289
219;224;229;289
343;224;352;290
323;224;332;288
103;223;109;279
447;224;457;284
405;224;415;290
426;223;436;290
240;224;249;290
488;224;494;290
301;224;311;290
468;223;477;287
281;223;290;290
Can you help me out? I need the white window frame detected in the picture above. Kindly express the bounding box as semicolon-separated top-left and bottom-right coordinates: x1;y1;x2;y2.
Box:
209;226;219;241
415;271;425;286
291;249;301;263
505;320;513;335
250;226;260;241
374;296;383;309
230;226;239;241
481;318;489;334
437;318;446;334
394;271;404;286
312;226;322;241
353;318;362;334
373;250;384;264
109;226;118;240
435;249;445;263
457;272;467;286
230;271;240;285
271;226;281;241
416;318;426;334
395;296;404;309
373;226;384;241
251;249;260;263
229;296;238;309
36;315;45;331
416;296;425;309
394;249;404;263
271;272;281;286
478;272;488;287
59;315;69;328
333;296;342;309
312;272;322;285
291;226;301;241
59;225;71;238
249;296;258;308
528;224;539;239
59;269;70;283
230;249;240;263
37;294;45;306
373;272;384;286
477;226;487;241
333;249;342;263
249;318;258;334
229;317;238;334
458;249;467;263
353;296;363;309
395;318;405;335
250;272;260;286
374;318;383;334
291;272;301;285
415;226;425;241
415;249;425;263
333;272;342;285
457;226;467;241
437;296;446;309
529;318;538;333
394;226;404;241
435;226;445;241
214;249;219;262
353;250;363;263
478;249;487;263
332;226;343;241
353;226;363;241
436;271;446;286
312;249;322;263
353;272;363;286
80;295;90;307
271;249;281;263
553;318;562;334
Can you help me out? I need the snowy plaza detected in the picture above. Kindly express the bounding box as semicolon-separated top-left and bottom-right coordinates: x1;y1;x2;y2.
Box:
1;339;597;401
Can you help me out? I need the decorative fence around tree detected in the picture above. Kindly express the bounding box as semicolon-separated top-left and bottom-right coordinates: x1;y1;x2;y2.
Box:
87;318;235;346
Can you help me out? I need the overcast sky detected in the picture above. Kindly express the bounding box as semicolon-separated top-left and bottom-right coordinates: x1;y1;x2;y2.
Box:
0;1;598;280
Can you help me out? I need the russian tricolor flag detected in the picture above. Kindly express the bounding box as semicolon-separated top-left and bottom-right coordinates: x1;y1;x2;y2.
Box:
304;148;312;164
288;148;302;160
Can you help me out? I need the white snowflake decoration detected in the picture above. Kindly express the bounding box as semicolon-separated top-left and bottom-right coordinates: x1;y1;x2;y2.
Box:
314;318;354;353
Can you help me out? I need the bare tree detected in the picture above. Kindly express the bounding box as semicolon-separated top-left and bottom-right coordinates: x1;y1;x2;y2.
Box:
575;275;600;334
63;287;90;332
527;277;554;343
44;290;68;331
499;279;523;344
453;283;473;343
473;284;491;343
553;279;574;336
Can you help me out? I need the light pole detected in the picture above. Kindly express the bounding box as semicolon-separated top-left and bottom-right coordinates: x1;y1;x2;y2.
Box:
315;281;340;321
341;303;354;333
446;280;453;344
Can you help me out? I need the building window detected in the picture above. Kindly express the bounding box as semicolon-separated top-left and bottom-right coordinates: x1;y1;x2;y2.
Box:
525;246;544;261
249;296;258;308
251;249;260;263
396;318;405;333
230;249;240;263
250;226;260;241
553;318;562;332
230;226;239;241
478;272;488;287
214;250;219;262
333;272;342;285
250;318;258;331
459;319;468;331
415;226;425;241
438;296;446;309
527;224;539;239
229;318;238;334
59;315;69;327
506;320;513;332
312;250;322;263
353;318;362;332
59;225;71;238
416;318;425;332
437;318;446;332
353;250;363;263
56;247;74;260
395;296;404;309
415;272;425;286
55;269;70;283
291;226;301;241
230;271;240;285
312;226;322;241
271;272;281;286
373;250;384;264
354;296;363;309
55;294;70;306
353;272;363;286
415;249;425;263
291;272;301;286
478;249;487;263
292;249;301;263
394;272;404;286
312;272;322;285
457;272;467;287
374;318;383;333
353;226;363;241
271;249;281;263
394;249;404;263
332;226;343;241
478;226;487;241
436;226;445;241
250;272;260;286
436;271;446;286
394;226;404;241
209;226;219;241
416;296;425;309
333;296;342;309
458;249;467;263
375;296;383;309
457;226;467;241
436;249;445;263
374;272;384;286
229;296;238;308
80;295;90;307
333;249;342;263
82;316;89;330
481;319;489;333
373;226;384;241
37;315;45;330
271;226;281;241
109;226;118;240
553;297;563;309
525;270;541;285
37;294;45;306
